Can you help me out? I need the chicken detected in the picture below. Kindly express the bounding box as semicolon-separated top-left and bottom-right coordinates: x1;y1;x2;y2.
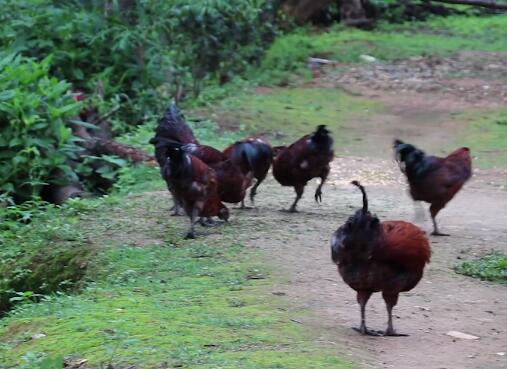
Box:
331;181;431;336
393;139;472;236
211;158;253;205
151;137;227;166
152;138;252;206
272;125;333;212
150;102;217;216
223;137;273;206
161;147;229;239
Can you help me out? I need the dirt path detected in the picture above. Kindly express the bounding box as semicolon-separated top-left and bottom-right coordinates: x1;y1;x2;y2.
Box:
223;67;507;369
227;155;506;369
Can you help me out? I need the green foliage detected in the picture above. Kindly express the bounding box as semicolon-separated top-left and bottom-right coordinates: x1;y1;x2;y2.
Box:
0;54;81;201
0;0;276;132
0;200;93;314
456;253;507;284
20;353;63;369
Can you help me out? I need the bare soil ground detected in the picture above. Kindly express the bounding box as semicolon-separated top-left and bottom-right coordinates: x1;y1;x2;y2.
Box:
219;56;507;369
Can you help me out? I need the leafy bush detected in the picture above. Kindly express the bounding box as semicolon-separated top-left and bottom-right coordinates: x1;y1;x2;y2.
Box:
0;200;92;314
0;53;81;202
0;0;276;132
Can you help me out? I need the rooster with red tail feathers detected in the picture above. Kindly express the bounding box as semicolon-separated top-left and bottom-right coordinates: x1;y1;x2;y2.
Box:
331;181;431;336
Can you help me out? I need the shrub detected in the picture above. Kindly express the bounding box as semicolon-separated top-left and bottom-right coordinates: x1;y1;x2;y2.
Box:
0;0;277;132
0;53;81;202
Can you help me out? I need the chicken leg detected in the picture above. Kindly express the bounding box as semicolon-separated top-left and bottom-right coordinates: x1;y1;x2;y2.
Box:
430;204;449;236
185;206;198;239
315;167;329;203
288;185;304;212
353;291;381;336
382;292;407;336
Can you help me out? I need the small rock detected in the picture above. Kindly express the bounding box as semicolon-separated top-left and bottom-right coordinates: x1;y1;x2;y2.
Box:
32;333;46;340
446;331;479;340
360;54;377;63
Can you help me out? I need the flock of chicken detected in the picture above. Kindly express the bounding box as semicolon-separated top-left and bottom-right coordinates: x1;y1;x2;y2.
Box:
149;102;472;336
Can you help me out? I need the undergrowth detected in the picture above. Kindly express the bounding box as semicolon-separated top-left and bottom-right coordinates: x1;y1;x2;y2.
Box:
456;253;507;284
0;172;354;369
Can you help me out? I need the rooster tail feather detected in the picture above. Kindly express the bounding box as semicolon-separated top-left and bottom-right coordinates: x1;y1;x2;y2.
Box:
154;101;198;144
351;181;368;213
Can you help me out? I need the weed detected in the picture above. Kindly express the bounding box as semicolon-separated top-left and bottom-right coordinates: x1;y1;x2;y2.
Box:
456;252;507;284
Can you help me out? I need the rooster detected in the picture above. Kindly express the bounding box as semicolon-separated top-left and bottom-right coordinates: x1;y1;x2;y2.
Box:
273;125;333;212
393;139;472;236
161;147;229;239
223;137;273;207
150;102;221;216
331;181;431;336
151;138;251;205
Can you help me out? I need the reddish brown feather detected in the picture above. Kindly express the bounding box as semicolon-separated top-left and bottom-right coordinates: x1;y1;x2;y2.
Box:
378;221;431;271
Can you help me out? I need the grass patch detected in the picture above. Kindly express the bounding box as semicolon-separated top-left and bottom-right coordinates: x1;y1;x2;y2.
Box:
455;252;507;284
205;86;379;148
459;108;507;169
0;176;354;369
256;15;507;85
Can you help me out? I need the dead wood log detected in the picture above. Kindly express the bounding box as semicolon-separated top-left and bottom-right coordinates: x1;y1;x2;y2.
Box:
281;0;335;24
428;0;507;10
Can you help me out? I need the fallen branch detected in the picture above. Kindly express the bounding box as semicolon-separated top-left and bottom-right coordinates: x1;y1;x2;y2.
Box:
429;0;507;10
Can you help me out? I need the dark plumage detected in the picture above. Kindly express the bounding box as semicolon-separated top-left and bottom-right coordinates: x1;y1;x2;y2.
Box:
153;138;252;206
331;181;431;336
273;125;334;212
223;137;273;205
162;147;228;239
394;139;472;236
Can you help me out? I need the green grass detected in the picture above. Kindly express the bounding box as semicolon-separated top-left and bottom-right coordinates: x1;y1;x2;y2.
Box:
0;173;354;369
256;15;507;85
459;108;507;169
455;253;507;284
204;86;379;148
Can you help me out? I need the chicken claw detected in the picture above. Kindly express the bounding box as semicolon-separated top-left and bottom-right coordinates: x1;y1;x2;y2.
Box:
383;330;408;337
352;327;383;336
185;232;196;239
431;231;450;237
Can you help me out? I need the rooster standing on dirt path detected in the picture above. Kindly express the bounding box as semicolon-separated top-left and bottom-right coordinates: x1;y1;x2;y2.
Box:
393;139;472;236
223;137;274;208
161;147;229;239
272;125;334;212
150;102;200;216
331;181;431;336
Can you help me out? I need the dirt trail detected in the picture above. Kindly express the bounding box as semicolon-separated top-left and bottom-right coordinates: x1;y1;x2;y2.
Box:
230;158;506;369
224;71;507;369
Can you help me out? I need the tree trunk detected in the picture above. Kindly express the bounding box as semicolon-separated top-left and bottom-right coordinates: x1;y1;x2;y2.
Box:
430;0;507;10
340;0;367;23
282;0;335;24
